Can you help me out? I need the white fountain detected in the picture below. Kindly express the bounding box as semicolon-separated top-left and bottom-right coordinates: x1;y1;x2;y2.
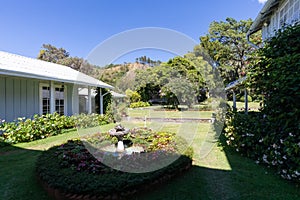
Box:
108;124;129;153
107;124;144;155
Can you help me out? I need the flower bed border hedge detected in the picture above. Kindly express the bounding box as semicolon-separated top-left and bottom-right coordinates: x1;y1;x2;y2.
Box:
36;138;193;200
37;158;192;200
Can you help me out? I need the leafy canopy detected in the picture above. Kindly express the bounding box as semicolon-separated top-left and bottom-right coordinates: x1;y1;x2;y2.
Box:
249;24;300;131
200;17;261;85
134;56;208;108
37;44;95;75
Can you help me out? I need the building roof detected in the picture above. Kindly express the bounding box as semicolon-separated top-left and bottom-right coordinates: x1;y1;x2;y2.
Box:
247;0;280;35
78;88;98;97
0;51;113;89
78;88;126;98
225;76;247;90
110;91;126;98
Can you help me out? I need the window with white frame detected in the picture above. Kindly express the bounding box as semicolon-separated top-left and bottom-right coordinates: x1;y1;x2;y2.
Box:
279;0;300;27
279;2;288;27
263;0;300;40
40;83;67;115
55;86;65;115
41;86;50;115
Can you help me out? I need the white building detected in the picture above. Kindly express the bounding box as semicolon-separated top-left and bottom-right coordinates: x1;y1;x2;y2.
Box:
0;51;113;122
78;88;125;114
248;0;300;41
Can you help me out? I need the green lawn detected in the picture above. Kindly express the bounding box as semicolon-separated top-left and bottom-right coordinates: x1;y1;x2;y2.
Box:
127;101;260;119
227;101;261;111
127;108;213;119
0;123;299;200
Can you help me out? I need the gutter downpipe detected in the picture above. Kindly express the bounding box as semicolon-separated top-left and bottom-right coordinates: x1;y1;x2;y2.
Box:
247;32;259;49
247;0;279;49
245;31;258;115
100;89;110;116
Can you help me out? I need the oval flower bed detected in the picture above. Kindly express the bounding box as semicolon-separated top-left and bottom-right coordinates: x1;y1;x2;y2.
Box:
36;127;193;200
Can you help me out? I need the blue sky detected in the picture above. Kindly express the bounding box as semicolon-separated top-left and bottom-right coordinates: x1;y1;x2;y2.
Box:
0;0;266;65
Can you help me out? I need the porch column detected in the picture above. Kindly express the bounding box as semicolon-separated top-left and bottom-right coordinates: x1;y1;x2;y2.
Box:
72;85;79;114
100;88;103;115
244;88;248;114
232;91;236;110
99;89;110;116
88;86;92;114
50;81;55;114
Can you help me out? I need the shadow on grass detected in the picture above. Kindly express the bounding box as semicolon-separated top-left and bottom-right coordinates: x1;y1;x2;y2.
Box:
135;159;300;200
1;135;300;200
0;142;49;200
218;137;300;199
135;134;300;200
133;164;233;200
0;142;51;200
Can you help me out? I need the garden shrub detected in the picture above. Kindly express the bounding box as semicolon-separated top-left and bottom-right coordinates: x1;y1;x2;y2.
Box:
223;110;300;182
125;89;141;103
0;113;74;144
224;24;300;183
224;111;266;158
191;104;213;111
85;127;191;155
239;95;252;102
72;113;113;128
0;113;113;145
129;101;150;108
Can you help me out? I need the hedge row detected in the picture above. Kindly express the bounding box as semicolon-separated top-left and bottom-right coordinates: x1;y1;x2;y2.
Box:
223;110;300;182
223;25;300;183
129;101;150;108
0;113;113;145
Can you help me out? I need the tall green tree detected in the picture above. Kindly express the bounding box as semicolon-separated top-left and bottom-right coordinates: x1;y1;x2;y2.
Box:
200;18;261;85
38;44;69;63
136;56;161;66
37;44;94;75
134;56;206;108
184;46;223;99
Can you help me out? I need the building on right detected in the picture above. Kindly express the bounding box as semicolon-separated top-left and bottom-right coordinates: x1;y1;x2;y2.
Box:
247;0;300;42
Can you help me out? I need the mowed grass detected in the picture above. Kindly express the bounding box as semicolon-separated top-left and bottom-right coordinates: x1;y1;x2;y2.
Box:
1;122;299;200
127;108;213;119
0;124;115;200
127;101;260;119
135;123;300;200
227;101;261;111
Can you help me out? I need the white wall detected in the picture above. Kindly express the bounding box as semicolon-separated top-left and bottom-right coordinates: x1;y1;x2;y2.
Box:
263;0;300;40
0;75;76;122
0;76;39;121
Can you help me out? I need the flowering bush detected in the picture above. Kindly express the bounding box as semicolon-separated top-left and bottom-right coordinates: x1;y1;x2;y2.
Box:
0;113;74;144
85;127;189;156
0;113;113;145
72;113;113;128
56;140;112;174
224;24;300;183
223;110;300;183
127;127;177;152
223;111;263;158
